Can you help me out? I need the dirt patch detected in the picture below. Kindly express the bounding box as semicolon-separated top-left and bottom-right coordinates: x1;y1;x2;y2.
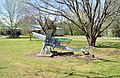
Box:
25;53;52;59
110;49;120;54
25;48;120;62
25;52;97;61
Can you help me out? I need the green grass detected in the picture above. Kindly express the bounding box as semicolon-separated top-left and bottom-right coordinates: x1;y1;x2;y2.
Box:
0;36;120;78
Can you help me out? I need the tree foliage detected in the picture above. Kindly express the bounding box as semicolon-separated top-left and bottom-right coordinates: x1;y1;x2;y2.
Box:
111;17;120;38
0;0;24;38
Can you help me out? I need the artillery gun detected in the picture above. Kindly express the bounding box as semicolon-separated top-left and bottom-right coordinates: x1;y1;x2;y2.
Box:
32;30;91;57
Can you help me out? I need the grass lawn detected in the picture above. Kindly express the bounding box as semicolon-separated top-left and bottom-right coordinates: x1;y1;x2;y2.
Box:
0;36;120;78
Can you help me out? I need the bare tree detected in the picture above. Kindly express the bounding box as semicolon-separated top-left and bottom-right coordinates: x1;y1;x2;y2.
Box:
24;0;57;37
0;0;24;38
24;0;120;47
18;15;37;40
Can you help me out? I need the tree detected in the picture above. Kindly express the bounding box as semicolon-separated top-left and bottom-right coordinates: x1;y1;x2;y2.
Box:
66;20;74;35
25;0;120;47
24;0;58;37
59;20;83;35
18;15;38;40
0;0;24;38
0;21;6;36
111;17;120;38
58;20;74;35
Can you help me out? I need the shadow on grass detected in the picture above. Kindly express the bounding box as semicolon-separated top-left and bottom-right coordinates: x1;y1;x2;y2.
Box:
50;51;74;58
97;42;120;49
29;39;42;41
5;36;31;39
5;36;42;41
63;71;120;78
0;66;7;69
95;57;120;63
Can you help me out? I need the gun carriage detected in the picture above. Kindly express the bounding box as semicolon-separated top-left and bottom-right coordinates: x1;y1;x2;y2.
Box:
32;30;90;57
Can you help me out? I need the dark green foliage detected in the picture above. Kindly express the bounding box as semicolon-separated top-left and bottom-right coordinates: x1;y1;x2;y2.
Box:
97;42;120;49
7;29;21;38
0;21;6;35
111;17;120;37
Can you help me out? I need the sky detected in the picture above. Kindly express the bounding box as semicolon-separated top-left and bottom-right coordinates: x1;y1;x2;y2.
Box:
0;0;105;6
0;0;3;4
0;0;3;7
0;0;106;23
0;0;105;5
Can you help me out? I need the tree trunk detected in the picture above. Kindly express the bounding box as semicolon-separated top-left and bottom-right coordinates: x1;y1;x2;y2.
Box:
68;23;73;36
30;36;32;41
29;31;32;41
70;29;73;36
86;36;97;47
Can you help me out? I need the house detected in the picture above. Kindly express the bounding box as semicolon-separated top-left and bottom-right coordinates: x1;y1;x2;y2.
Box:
32;25;65;36
55;27;65;36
